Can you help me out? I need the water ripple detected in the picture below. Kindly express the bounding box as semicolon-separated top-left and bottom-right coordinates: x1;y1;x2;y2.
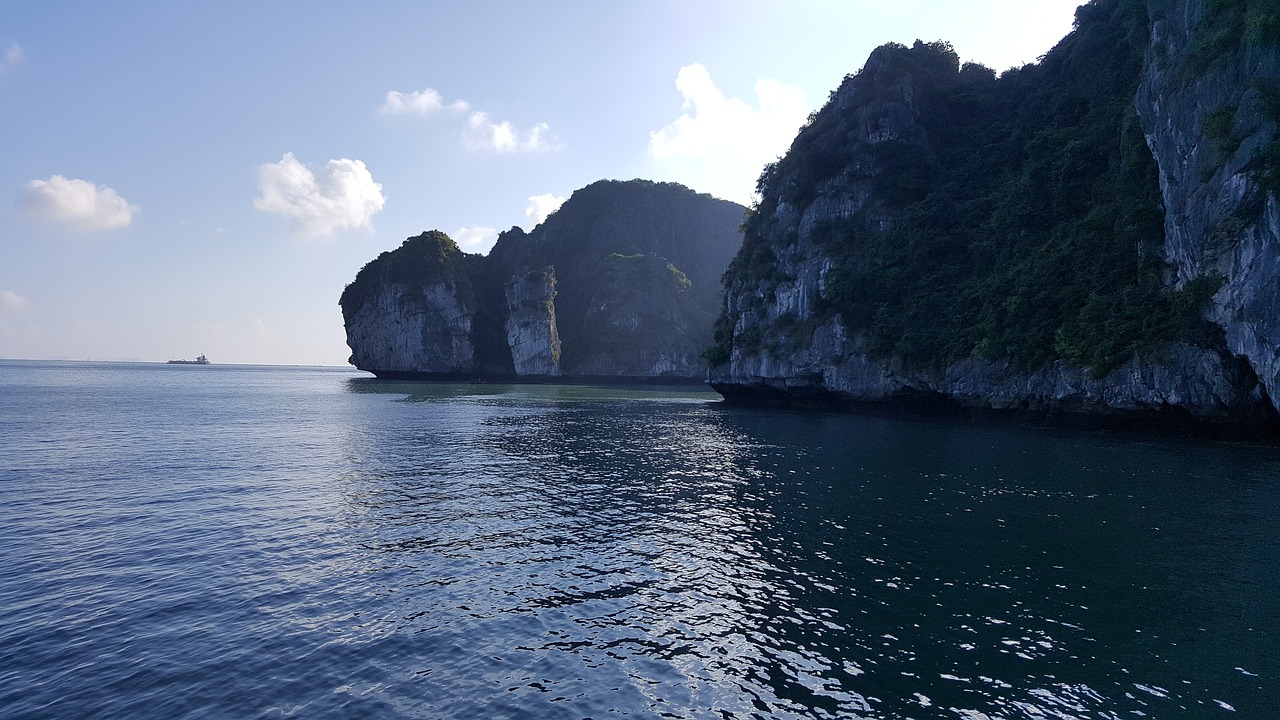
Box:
1;364;1277;718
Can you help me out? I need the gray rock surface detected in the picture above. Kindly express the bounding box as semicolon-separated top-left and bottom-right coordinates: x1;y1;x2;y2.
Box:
1136;0;1280;413
504;267;560;376
344;277;475;375
340;231;477;376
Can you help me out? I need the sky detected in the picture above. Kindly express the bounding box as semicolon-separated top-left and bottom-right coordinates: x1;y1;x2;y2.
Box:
0;0;1083;366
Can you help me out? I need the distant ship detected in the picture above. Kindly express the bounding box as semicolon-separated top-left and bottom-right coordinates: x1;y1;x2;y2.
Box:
167;354;210;365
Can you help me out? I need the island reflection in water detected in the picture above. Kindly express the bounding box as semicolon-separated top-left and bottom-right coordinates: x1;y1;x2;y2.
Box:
331;378;1278;718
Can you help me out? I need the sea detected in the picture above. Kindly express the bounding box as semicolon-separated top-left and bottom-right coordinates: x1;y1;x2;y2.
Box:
0;360;1276;719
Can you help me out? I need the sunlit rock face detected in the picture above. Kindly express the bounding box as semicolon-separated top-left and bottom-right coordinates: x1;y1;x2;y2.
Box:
341;231;476;376
504;267;560;377
708;0;1280;434
341;180;745;381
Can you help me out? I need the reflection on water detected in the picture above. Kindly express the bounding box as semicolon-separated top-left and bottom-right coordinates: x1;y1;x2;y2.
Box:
332;380;1279;718
0;364;1276;719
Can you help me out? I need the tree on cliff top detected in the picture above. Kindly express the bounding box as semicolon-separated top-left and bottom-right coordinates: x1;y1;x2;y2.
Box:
339;230;474;319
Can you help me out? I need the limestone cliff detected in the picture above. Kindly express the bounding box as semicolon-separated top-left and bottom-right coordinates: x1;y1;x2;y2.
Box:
708;0;1280;435
340;231;476;376
341;180;744;380
487;180;743;379
570;253;703;376
1136;0;1280;418
504;267;560;376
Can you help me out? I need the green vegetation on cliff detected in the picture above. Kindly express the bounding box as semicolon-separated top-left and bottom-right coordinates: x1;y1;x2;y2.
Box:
340;230;475;318
1179;0;1279;73
564;252;699;370
1170;0;1280;197
485;180;743;375
716;0;1220;375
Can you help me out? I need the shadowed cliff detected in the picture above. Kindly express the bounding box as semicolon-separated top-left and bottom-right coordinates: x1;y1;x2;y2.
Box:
708;0;1280;436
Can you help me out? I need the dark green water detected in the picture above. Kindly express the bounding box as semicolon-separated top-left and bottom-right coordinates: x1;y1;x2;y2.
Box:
0;361;1275;718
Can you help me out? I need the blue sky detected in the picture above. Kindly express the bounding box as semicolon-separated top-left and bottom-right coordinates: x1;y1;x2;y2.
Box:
1;1;1081;366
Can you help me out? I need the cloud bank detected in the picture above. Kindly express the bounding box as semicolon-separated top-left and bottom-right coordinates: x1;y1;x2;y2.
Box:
17;175;137;231
378;88;470;115
254;153;386;239
0;40;22;76
525;193;565;226
649;63;808;205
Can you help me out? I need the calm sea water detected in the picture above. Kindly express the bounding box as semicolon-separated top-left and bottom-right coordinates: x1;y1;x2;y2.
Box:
0;360;1276;719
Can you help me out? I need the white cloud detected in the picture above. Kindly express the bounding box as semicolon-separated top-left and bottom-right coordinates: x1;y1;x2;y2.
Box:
1;40;23;76
379;88;470;115
453;226;499;254
17;175;137;231
649;63;808;205
254;152;386;239
380;87;558;154
0;290;28;311
463;111;560;153
251;317;268;340
525;193;565;226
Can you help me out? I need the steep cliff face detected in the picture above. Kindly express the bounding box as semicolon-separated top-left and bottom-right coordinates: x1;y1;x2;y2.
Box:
504;267;560;376
709;0;1280;433
570;253;703;376
1136;0;1280;414
340;231;476;375
341;180;744;380
490;180;743;378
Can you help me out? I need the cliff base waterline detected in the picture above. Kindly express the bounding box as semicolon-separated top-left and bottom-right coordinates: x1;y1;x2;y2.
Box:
711;379;1280;440
363;370;709;386
710;382;1280;443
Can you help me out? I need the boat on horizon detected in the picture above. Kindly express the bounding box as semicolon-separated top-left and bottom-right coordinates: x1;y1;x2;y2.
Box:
167;354;210;365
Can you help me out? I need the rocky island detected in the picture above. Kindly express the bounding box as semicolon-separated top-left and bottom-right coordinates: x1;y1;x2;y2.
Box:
707;0;1280;437
341;180;744;382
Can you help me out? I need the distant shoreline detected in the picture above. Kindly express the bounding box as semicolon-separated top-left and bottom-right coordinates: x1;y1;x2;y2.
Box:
0;358;361;370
